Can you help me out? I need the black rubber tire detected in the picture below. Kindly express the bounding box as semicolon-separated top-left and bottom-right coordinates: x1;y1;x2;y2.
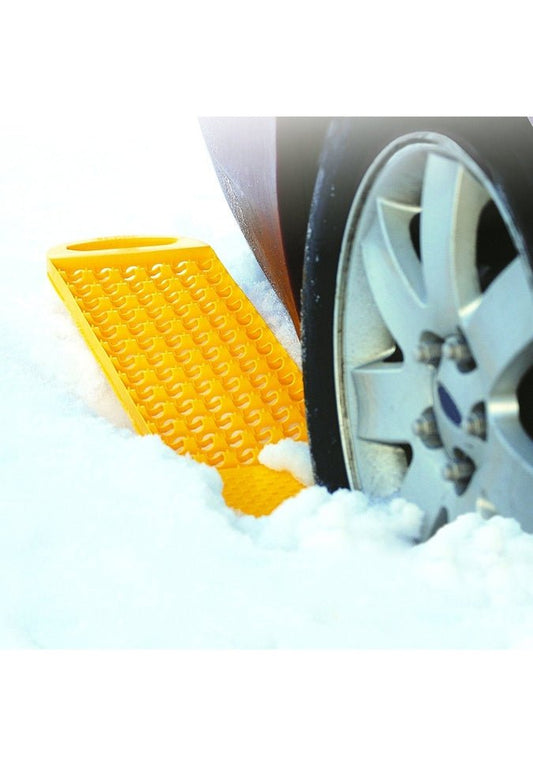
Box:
301;116;533;493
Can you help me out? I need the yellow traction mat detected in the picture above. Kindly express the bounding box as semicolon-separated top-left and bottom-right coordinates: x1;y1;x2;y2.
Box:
47;235;307;516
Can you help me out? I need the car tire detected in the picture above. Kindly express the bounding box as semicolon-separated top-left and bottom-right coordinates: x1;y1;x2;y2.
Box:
302;116;533;540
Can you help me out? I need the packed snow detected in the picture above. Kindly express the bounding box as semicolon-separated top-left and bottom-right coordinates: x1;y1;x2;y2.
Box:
259;439;315;487
2;114;533;651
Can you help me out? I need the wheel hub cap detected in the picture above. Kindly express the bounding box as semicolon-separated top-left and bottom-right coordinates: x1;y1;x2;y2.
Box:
436;382;462;427
334;133;533;539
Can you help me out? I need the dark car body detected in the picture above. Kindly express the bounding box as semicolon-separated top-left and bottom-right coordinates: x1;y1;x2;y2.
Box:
199;117;330;332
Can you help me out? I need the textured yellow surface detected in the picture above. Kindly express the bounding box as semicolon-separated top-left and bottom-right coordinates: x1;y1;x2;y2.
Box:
220;465;306;517
47;236;307;514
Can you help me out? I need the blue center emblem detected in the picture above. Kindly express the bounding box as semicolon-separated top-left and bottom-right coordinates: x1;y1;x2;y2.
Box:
437;384;462;426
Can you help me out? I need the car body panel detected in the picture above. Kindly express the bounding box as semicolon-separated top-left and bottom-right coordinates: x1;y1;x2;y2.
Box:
199;116;330;333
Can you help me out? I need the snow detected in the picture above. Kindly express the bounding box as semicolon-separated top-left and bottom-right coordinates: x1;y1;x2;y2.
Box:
259;439;315;486
3;116;533;656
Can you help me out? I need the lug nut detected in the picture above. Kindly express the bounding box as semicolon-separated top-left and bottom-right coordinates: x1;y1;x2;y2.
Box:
414;340;443;365
412;408;443;448
442;334;474;366
476;495;497;518
464;410;487;440
413;415;436;438
442;458;475;482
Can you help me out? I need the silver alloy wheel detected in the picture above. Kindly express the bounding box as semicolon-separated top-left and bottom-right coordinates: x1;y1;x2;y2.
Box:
334;133;533;540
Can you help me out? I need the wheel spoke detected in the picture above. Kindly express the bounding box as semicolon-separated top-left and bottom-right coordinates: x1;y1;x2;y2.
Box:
400;448;453;537
462;257;533;392
350;362;432;443
377;198;426;300
420;153;489;333
474;416;533;532
361;199;427;352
